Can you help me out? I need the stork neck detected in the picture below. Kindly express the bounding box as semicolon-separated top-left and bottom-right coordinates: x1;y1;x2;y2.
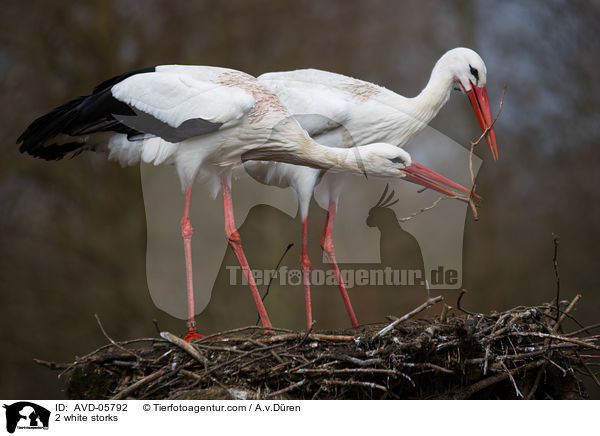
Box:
241;128;365;175
409;60;455;124
274;137;364;174
305;141;364;173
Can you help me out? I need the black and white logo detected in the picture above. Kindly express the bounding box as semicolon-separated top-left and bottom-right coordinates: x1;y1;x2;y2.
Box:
3;402;50;434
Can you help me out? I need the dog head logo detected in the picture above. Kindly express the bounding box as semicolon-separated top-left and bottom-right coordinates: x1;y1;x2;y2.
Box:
3;402;50;434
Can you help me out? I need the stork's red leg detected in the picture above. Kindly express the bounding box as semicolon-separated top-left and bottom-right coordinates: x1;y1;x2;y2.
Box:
221;177;272;329
321;200;359;328
301;217;313;329
181;186;201;342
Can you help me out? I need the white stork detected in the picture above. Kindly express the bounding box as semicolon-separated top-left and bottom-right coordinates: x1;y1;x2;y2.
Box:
18;65;474;340
248;47;498;329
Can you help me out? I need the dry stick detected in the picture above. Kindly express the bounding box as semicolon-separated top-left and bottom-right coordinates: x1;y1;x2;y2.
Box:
456;289;479;315
255;360;292;377
545;357;568;376
246;333;355;344
296;368;401;376
575;351;600;388
565;323;600;337
196;325;295;343
397;197;448;223
311;386;323;400
469;85;507;149
94;314;143;361
520;317;554;399
298;320;317;347
286;358;322;374
500;360;523;398
152;319;161;336
483;345;491;375
375;295;443;338
208;376;232;395
127;362;186;400
467;141;479;221
398;362;455;375
265;379;307;398
328;354;382;367
490;312;512;336
544;306;587;332
464;343;579;365
270;349;285;364
525;362;547;400
246;338;269;349
194;343;245;354
553;294;581;332
57;337;167;379
200;342;287;380
232;353;283;375
439;303;449;323
396;154;482;220
445;359;544;400
256;243;294;325
160;331;208;369
552;233;561;325
512;332;600;350
492;309;539;336
33;359;70;370
325;379;388;393
179;369;201;379
111;368;168;400
566;291;600;389
467;85;507;220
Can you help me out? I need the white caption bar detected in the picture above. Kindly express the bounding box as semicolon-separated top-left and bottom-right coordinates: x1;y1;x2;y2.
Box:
0;400;597;435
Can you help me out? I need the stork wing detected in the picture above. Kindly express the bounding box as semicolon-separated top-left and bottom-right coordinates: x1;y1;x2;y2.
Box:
112;66;256;142
259;71;352;138
18;66;259;161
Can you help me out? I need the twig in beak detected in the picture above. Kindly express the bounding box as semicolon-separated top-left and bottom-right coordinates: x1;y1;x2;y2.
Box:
397;196;447;223
466;85;505;219
470;85;507;147
468;182;479;221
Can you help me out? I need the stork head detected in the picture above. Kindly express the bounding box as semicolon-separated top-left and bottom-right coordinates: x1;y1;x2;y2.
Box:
445;47;489;89
356;143;477;200
355;143;411;177
441;47;499;161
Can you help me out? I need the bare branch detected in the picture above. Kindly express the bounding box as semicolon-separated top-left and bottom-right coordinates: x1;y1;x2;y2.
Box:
552;233;561;325
160;331;208;369
375;295;443;338
554;294;581;332
397;197;448;223
95;314;143;361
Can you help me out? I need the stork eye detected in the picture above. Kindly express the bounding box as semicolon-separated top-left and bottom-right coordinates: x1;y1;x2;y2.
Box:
390;157;406;165
469;64;479;81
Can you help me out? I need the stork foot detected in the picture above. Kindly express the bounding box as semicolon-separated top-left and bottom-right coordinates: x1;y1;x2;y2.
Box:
184;328;202;342
184;321;202;342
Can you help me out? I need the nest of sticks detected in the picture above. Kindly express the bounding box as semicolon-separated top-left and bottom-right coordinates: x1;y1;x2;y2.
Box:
35;292;600;400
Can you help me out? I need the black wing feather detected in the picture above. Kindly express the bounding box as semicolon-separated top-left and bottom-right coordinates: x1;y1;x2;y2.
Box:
18;65;224;161
92;67;156;94
17;67;156;160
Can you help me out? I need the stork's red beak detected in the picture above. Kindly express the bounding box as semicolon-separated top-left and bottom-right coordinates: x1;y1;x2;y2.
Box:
462;81;499;161
401;162;480;200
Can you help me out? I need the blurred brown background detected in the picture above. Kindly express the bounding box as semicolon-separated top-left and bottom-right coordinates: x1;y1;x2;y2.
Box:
1;0;599;399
